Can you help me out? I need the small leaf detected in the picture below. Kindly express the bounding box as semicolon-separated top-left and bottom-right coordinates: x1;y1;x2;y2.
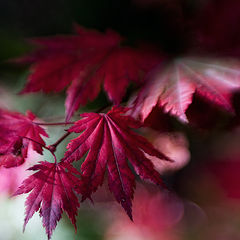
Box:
13;161;81;240
0;109;48;166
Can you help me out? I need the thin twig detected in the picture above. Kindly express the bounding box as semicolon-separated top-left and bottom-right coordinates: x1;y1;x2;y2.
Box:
33;122;75;126
48;131;71;153
21;136;57;163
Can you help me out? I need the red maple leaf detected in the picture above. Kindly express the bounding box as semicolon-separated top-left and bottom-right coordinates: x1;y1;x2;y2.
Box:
13;161;81;240
0;109;48;167
130;57;240;122
62;107;170;219
19;25;161;120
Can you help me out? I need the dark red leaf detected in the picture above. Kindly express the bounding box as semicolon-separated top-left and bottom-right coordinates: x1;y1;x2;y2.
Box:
13;161;81;240
63;107;170;219
19;25;161;120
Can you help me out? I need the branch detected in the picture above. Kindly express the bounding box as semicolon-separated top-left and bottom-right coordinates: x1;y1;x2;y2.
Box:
48;132;71;153
33;122;75;126
21;136;57;163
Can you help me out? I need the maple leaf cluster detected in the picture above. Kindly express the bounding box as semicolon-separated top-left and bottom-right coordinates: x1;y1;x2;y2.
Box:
2;1;240;237
1;106;169;239
19;24;240;124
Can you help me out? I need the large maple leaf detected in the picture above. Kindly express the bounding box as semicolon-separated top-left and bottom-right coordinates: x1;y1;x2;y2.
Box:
13;161;81;240
0;109;48;167
130;57;240;122
19;25;160;121
62;107;170;219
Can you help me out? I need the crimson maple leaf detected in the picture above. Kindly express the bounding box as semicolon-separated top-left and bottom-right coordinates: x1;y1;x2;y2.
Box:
0;109;48;167
130;57;240;122
19;25;160;121
62;107;170;219
13;161;81;240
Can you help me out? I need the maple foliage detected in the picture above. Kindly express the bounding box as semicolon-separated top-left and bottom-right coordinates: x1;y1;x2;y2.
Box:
20;25;160;121
4;3;240;237
130;57;240;122
63;107;170;219
0;109;48;167
13;161;81;240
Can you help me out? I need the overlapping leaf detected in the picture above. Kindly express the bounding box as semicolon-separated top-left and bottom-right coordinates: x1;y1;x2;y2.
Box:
20;25;161;120
13;161;81;240
63;107;170;219
0;109;48;167
130;57;240;122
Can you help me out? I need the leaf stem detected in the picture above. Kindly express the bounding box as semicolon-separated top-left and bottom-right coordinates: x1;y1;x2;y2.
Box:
48;131;71;153
21;136;57;164
33;122;75;126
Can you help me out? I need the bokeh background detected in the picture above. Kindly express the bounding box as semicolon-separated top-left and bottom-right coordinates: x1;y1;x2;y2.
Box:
1;0;240;239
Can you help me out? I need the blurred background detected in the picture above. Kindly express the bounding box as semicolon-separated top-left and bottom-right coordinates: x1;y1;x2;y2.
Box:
1;0;240;239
